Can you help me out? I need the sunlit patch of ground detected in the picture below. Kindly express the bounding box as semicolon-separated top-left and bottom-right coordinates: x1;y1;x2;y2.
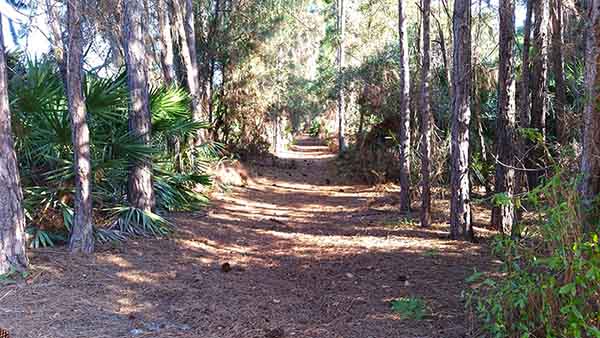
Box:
0;136;497;338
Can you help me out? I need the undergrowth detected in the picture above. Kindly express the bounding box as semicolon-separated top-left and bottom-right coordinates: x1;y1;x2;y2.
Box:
11;60;217;248
467;173;600;338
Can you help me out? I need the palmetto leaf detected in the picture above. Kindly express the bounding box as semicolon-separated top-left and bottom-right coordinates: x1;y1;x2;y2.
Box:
108;206;172;237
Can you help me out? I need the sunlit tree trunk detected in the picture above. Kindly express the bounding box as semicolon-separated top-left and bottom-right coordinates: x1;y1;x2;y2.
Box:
173;0;206;144
581;0;600;233
45;0;67;88
207;0;221;124
527;0;549;188
124;0;155;212
550;0;567;145
516;0;533;200
158;0;177;85
0;20;28;274
450;0;473;241
398;0;411;213
419;0;432;227
336;0;347;152
492;0;517;236
66;0;94;253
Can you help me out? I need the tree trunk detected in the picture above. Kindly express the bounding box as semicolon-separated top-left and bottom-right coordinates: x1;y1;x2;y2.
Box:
66;0;95;253
420;0;432;227
527;0;549;188
158;0;177;85
173;0;206;144
124;0;155;212
398;0;411;213
492;0;517;236
550;0;568;145
516;0;533;199
336;0;347;153
450;0;473;241
581;0;600;233
0;20;28;274
45;0;68;89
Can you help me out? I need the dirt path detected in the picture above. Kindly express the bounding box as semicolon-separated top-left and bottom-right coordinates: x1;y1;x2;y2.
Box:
0;136;495;338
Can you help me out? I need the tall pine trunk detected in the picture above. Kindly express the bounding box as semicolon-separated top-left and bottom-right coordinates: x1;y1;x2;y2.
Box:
0;20;28;274
67;0;94;253
174;0;206;144
336;0;347;152
581;0;600;233
398;0;411;213
527;0;549;188
492;0;517;236
419;0;432;227
124;0;155;212
450;0;473;240
45;0;67;88
158;0;177;85
550;0;567;145
516;0;533;199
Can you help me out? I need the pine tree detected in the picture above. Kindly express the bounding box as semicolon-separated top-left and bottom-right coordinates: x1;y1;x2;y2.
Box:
66;0;95;253
0;20;28;273
450;0;473;240
124;0;156;212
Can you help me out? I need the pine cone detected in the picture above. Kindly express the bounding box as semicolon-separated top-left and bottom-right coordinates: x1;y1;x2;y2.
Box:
0;328;10;338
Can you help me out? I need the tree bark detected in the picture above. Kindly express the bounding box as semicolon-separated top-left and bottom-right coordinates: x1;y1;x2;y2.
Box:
173;0;206;144
419;0;432;227
516;0;533;198
527;0;549;188
492;0;517;236
0;20;28;274
66;0;95;253
398;0;411;213
550;0;568;145
158;0;177;85
450;0;473;241
336;0;347;152
124;0;155;212
581;0;600;233
45;0;68;88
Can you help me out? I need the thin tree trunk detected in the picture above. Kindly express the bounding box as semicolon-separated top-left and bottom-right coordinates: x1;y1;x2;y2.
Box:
0;20;28;274
492;0;517;236
450;0;473;241
527;0;549;188
158;0;177;85
419;0;432;227
207;0;221;125
124;0;155;212
66;0;94;253
432;12;451;96
158;0;182;168
473;71;488;163
581;0;600;233
516;0;533;198
550;0;567;145
398;0;411;213
336;0;347;152
45;0;67;88
174;0;206;144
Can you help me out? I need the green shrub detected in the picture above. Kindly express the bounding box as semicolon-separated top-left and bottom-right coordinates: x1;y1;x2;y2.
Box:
390;297;427;320
10;59;216;247
468;174;600;338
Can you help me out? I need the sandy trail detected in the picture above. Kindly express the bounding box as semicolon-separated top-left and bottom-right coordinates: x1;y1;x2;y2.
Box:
0;136;494;338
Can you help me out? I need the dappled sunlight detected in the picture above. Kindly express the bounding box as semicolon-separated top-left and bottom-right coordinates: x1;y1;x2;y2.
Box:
2;137;496;338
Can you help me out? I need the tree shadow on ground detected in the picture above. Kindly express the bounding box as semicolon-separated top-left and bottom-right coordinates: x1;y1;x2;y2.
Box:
0;136;498;338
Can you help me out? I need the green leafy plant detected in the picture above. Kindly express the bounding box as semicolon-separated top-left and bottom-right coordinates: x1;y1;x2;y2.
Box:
390;297;427;320
9;59;216;247
468;173;600;338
